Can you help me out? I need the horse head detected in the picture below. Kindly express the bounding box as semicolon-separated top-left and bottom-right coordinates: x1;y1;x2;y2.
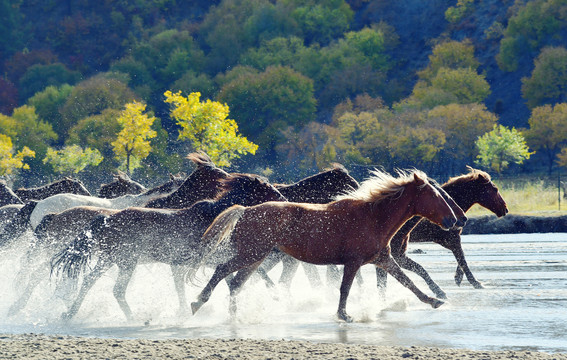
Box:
217;174;287;206
410;171;457;231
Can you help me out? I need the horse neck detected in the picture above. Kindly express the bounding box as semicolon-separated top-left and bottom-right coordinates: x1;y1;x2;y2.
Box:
443;182;477;212
371;190;417;243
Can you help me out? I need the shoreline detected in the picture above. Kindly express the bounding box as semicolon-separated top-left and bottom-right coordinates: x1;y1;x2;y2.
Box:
0;334;566;360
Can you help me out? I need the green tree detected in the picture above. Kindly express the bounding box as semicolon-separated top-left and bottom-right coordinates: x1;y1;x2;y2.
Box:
522;46;567;109
111;101;157;175
0;134;35;177
27;84;74;143
164;90;258;167
445;0;475;23
59;76;137;142
217;65;316;154
476;125;533;174
523;103;567;173
43;145;103;176
18;63;81;101
418;39;480;82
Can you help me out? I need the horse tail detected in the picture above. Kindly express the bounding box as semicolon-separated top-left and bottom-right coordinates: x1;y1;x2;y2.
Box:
187;205;246;283
50;214;107;279
0;200;38;248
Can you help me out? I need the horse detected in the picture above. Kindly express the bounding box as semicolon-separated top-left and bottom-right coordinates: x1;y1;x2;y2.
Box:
0;153;222;248
6;153;230;315
259;172;467;290
190;169;458;322
14;177;91;201
257;164;361;287
0;181;23;206
98;172;147;198
51;174;287;321
375;167;508;297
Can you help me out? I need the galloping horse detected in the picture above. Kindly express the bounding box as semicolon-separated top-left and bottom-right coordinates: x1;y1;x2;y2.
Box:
14;177;91;201
257;164;360;287
0;181;23;206
191;169;458;322
98;172;147;198
375;167;508;297
7;153;230;315
51;174;287;321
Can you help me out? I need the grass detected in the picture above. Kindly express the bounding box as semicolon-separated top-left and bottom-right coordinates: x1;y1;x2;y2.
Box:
466;178;567;216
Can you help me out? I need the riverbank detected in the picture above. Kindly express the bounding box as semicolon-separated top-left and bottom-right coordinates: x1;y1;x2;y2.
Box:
1;334;565;360
463;213;567;234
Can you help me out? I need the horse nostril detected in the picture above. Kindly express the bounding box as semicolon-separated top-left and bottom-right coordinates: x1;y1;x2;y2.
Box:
442;216;456;230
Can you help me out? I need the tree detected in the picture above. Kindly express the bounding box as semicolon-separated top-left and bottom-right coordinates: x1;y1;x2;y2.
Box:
111;101;157;175
0;134;35;177
523;103;567;174
164;90;258;167
418;39;480;82
18;63;81;101
475;125;533;174
522;46;567;109
27;84;74;143
43;145;103;176
216;65;316;155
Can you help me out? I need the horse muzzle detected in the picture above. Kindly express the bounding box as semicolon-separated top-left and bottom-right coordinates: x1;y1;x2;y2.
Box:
441;216;457;231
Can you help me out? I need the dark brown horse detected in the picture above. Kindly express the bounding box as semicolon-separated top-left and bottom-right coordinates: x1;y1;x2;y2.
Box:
8;152;230;315
191;169;458;322
375;167;508;298
14;177;91;201
98;172;147;198
51;174;287;321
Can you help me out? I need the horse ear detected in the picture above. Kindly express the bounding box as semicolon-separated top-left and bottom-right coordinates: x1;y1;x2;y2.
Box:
413;172;426;186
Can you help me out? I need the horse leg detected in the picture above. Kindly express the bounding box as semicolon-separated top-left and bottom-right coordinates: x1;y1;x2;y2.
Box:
256;249;284;287
171;265;190;314
394;254;447;299
113;262;137;321
227;261;263;315
451;245;483;289
62;260;112;321
191;259;246;315
337;262;361;323
279;255;300;288
8;261;49;316
302;262;323;288
326;265;341;288
454;265;464;286
377;254;444;308
374;266;387;299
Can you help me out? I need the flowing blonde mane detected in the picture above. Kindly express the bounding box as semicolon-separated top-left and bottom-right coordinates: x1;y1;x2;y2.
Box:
336;168;428;204
445;166;491;186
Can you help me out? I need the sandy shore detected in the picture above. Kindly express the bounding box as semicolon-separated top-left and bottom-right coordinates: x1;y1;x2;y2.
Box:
0;334;566;360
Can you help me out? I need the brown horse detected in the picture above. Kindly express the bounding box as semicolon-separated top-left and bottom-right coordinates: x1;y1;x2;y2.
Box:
191;169;458;322
51;174;287;321
375;167;508;297
14;177;91;201
98;172;147;198
8;152;230;316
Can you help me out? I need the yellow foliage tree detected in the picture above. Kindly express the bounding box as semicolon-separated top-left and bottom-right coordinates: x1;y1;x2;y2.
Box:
111;101;157;175
0;134;35;177
164;90;258;167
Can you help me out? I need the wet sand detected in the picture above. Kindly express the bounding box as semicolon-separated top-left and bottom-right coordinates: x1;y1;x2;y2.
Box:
0;334;565;360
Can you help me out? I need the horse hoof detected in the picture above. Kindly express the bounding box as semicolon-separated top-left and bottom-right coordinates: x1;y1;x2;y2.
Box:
61;312;73;322
190;301;203;315
431;299;444;309
434;290;448;300
473;282;484;289
337;311;353;323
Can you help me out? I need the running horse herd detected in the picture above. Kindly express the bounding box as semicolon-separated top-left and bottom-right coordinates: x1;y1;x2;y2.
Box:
0;153;508;323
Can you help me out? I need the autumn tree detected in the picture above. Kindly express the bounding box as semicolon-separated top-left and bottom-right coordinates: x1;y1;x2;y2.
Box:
164;90;258;167
523;103;567;173
43;145;103;176
27;84;74;143
0;134;35;177
521;46;567;109
428;103;498;166
476;125;533;174
111;101;157;175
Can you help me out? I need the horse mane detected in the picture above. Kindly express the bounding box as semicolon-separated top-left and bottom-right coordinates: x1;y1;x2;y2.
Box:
445;166;491;186
337;169;427;204
187;152;215;169
214;173;270;200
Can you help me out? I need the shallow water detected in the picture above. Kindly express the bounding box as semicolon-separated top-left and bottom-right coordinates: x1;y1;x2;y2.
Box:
1;233;566;353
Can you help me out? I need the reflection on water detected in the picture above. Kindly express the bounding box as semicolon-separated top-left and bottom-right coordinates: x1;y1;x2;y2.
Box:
1;233;566;353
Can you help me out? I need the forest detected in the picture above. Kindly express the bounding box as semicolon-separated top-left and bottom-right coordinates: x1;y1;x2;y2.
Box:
1;0;567;188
